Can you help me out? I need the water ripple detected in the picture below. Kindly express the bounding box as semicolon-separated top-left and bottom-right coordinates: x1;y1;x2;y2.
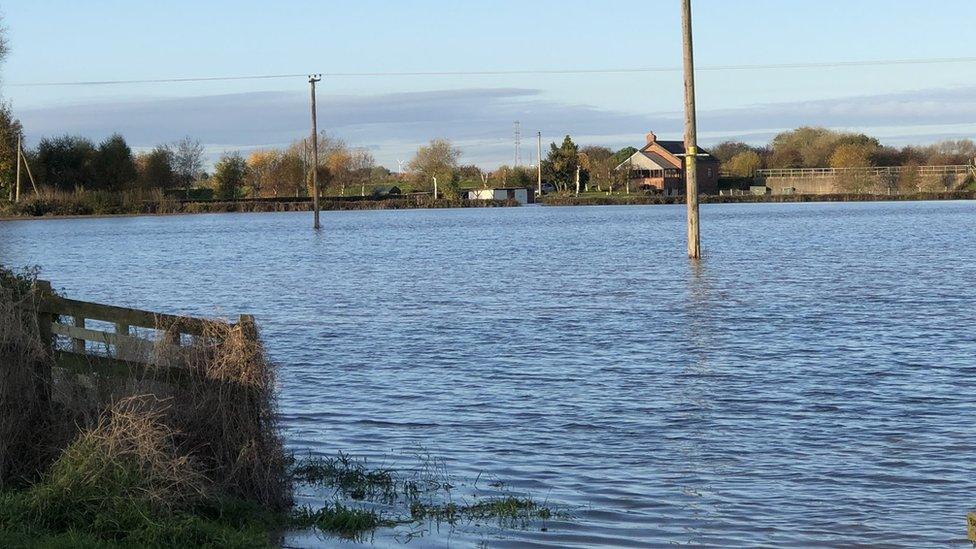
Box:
2;202;975;547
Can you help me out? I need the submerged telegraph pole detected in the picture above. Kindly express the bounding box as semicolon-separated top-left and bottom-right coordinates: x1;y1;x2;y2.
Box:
536;132;542;196
14;136;21;203
681;0;701;259
309;74;322;230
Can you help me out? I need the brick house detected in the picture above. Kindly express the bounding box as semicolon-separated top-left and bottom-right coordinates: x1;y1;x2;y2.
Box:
614;132;720;195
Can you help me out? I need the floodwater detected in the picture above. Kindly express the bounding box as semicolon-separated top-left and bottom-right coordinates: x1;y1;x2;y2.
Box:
2;201;975;548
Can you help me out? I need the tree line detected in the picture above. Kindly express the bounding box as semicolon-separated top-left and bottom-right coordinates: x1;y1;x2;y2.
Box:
712;127;976;177
2;121;973;201
400;135;637;196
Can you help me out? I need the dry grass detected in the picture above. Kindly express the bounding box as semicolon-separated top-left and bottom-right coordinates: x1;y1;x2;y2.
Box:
30;395;210;519
0;268;290;511
159;320;291;510
0;269;57;487
0;188;182;217
1;396;276;546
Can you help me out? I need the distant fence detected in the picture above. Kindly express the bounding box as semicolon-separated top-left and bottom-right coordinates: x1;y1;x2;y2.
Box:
168;194;422;205
32;280;253;380
756;165;973;179
754;164;974;195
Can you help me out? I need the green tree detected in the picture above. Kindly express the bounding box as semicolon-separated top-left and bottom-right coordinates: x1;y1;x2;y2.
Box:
542;135;581;192
610;146;637;166
829;143;876;169
771;127;838;168
36;135;97;190
93;134;137;191
212;152;248;199
0;18;17;199
0;102;23;198
727;151;762;177
767;147;803;169
136;146;175;190
277;150;307;196
710;141;754;164
455;165;483;186
770;127;881;168
492;165;534;187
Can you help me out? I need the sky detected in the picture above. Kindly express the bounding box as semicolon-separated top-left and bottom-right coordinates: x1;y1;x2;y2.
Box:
3;0;976;168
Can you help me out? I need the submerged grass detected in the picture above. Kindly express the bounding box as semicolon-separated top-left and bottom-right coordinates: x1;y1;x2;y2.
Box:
291;503;391;540
291;452;562;537
410;496;554;526
292;452;398;502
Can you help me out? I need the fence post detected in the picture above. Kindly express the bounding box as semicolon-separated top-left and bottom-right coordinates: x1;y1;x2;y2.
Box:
33;280;54;352
31;280;54;407
72;316;86;353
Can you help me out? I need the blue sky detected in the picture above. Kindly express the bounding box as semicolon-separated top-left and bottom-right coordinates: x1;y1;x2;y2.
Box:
3;0;975;167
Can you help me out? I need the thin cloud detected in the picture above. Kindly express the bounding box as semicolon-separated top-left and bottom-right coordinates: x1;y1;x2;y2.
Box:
16;86;976;167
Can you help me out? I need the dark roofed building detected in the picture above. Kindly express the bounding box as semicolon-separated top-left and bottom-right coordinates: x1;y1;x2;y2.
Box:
370;185;402;198
614;132;720;195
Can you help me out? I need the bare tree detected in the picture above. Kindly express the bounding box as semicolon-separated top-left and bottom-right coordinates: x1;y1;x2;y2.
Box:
172;136;205;187
581;146;613;192
0;16;9;69
408;139;461;194
350;149;375;197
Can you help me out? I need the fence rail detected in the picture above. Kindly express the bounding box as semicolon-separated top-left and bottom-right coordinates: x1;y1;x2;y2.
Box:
757;165;973;178
31;280;253;378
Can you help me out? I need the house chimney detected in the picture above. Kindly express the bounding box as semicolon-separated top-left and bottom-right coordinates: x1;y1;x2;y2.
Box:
646;131;657;144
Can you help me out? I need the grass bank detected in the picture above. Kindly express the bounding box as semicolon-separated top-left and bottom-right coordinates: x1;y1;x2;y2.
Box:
0;265;290;546
0;190;517;219
540;190;976;207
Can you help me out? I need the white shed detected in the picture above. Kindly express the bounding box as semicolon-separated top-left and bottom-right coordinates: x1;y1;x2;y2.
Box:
467;187;532;204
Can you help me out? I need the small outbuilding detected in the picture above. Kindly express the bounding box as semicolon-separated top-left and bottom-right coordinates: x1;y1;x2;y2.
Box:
370;185;402;198
466;187;534;204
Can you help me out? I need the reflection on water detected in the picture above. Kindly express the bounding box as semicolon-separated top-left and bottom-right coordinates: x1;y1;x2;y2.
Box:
2;201;976;547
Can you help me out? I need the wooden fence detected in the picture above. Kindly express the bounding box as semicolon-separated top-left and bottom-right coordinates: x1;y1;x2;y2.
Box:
32;280;254;380
756;165;973;179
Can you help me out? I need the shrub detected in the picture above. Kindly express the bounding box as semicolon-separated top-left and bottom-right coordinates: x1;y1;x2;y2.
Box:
27;397;209;535
0;266;56;487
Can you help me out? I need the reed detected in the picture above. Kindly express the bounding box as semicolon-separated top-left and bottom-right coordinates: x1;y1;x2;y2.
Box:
0;188;181;217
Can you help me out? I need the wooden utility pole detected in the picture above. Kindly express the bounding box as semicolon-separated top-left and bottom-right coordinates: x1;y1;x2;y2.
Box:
19;145;38;197
536;132;542;196
14;136;21;202
681;0;701;259
309;74;322;230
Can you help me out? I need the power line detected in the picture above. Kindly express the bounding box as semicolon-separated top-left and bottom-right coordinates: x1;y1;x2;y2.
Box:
9;73;309;87
8;56;976;88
